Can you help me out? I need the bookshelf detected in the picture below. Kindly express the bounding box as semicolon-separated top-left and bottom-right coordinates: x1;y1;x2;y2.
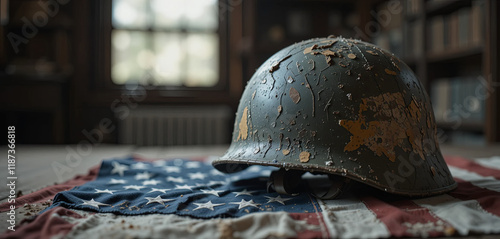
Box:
402;0;499;145
0;0;74;144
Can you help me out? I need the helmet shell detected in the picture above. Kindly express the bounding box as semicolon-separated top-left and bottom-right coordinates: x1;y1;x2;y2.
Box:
213;37;457;197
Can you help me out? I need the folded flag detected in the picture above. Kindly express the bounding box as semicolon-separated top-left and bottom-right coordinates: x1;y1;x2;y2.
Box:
47;157;320;218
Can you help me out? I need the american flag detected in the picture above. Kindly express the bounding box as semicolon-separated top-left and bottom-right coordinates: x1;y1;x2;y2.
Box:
2;155;500;238
46;157;320;218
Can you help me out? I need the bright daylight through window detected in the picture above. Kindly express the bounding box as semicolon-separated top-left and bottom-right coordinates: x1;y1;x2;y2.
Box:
111;0;219;87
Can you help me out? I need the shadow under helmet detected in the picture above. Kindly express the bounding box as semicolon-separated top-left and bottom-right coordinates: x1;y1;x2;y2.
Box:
212;37;457;198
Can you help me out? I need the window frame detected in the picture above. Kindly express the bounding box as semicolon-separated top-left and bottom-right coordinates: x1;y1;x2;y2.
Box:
85;0;232;103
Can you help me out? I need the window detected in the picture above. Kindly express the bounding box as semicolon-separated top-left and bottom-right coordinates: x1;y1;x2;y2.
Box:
111;0;219;87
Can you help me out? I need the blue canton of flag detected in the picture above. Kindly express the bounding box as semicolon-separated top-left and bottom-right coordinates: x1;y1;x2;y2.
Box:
48;157;320;218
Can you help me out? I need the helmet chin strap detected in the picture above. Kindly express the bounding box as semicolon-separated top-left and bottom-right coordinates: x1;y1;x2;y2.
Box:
309;175;351;199
267;169;351;199
267;169;303;196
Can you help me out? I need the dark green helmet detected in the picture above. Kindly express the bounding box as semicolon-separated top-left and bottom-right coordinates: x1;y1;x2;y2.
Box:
213;37;456;198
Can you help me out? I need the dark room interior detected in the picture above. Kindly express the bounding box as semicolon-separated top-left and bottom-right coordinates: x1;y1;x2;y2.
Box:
1;0;500;238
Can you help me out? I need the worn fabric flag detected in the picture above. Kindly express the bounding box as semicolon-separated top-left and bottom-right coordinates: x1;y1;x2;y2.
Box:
46;157;320;218
2;155;500;239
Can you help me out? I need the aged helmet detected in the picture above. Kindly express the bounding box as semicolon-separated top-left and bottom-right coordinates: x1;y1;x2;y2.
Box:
213;37;457;198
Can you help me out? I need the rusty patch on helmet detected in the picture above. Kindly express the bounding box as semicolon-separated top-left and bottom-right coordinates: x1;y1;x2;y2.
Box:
303;44;318;54
384;68;397;75
269;55;291;73
237;107;249;141
299;151;310;163
366;50;379;56
321;50;336;56
339;92;427;162
318;39;337;48
347;53;357;59
289;87;301;104
282;149;290;156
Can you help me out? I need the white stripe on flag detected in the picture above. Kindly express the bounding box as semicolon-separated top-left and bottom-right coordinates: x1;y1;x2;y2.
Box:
474;156;500;171
56;209;319;239
413;194;500;235
449;166;500;192
318;195;390;239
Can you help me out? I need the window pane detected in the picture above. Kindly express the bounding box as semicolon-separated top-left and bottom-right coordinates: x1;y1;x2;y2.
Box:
111;30;150;85
184;0;218;31
110;0;219;87
150;0;184;29
153;33;184;86
112;0;149;29
185;33;218;87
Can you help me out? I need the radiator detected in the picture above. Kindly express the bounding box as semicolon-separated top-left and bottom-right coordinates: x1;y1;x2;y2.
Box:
118;106;232;146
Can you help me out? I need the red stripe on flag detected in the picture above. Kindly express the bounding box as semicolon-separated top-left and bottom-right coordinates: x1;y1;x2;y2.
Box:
449;179;500;217
0;166;100;212
444;156;500;180
289;213;328;239
362;196;450;237
1;207;86;239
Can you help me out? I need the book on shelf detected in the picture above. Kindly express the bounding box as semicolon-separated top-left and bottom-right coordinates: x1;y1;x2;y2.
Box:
404;19;423;59
406;0;422;16
470;0;485;46
430;76;486;127
427;2;484;55
428;15;445;53
457;7;470;48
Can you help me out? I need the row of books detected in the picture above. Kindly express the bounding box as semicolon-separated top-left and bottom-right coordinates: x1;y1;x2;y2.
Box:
427;1;485;54
404;20;424;59
406;0;422;16
430;76;486;125
372;1;404;58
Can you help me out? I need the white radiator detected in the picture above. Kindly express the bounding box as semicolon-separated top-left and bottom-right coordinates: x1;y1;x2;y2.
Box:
118;106;232;146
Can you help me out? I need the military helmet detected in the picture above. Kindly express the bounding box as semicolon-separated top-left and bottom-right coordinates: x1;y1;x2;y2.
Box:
213;37;457;198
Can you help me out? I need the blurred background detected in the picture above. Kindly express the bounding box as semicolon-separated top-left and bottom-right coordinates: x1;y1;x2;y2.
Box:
0;0;498;146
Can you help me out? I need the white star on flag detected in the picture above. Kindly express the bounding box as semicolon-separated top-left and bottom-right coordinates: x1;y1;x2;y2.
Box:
260;170;272;177
233;189;257;197
95;189;116;194
193;201;225;211
142;179;162;186
123;185;146;190
185;161;201;168
148;188;170;193
130;162;149;170
210;169;224;175
174;184;194;191
109;178;127;184
144;195;175;206
264;195;292;205
200;189;224;197
152;160;167;167
135;172;154;180
188;172;206;180
111;162;129;176
81;198;110;209
166;176;185;183
247;166;261;173
208;181;226;186
230;199;261;209
163;166;181;173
